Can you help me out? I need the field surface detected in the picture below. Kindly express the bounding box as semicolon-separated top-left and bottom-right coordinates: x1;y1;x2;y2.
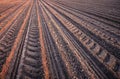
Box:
0;0;120;79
